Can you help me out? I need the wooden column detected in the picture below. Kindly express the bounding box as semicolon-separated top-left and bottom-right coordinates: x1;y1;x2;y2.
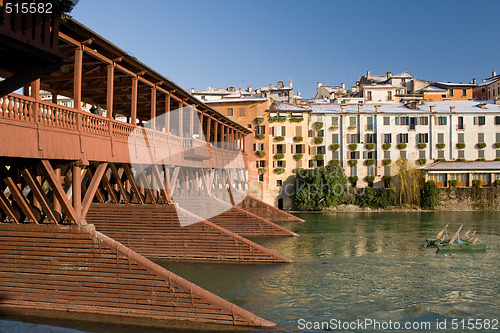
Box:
74;47;83;112
189;106;194;137
107;64;114;118
150;87;157;130
225;125;229;149
53;167;61;213
179;101;183;137
51;94;57;104
73;165;82;221
31;79;40;123
165;94;170;132
214;120;219;147
130;77;138;125
206;115;211;143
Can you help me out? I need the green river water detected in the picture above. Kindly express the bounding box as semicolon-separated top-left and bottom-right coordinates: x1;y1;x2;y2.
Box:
2;211;499;332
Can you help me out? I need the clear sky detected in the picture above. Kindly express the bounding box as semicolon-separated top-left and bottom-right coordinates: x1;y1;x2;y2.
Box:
71;0;500;99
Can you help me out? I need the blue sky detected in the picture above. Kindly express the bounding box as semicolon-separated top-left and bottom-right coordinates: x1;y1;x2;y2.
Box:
71;0;500;98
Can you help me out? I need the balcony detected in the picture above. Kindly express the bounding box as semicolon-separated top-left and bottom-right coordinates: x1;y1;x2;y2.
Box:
457;124;465;131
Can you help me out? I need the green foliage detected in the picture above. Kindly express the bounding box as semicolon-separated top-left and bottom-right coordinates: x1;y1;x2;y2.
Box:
366;143;375;150
417;158;427;165
269;116;287;123
495;179;500;187
476;158;486;162
355;187;397;208
292;165;347;210
348;176;358;184
255;117;264;124
274;153;285;160
396;159;424;206
258;167;267;175
329;159;340;165
496;143;500;148
293;153;303;160
314;137;324;144
330;143;340;151
255;133;265;140
472;179;482;188
364;159;375;166
436;143;446;149
456;143;466;149
421;180;440;209
274;136;285;141
437;158;446;162
417;143;427;149
457;158;466;162
314;122;324;131
382;159;391;166
273;167;285;175
315;154;324;161
289;117;304;123
256;150;266;157
496;158;500;161
397;143;407;150
365;175;375;184
477;142;487;149
382;175;392;188
348;159;358;166
448;179;458;187
382;143;391;150
293;136;303;142
348;143;358;151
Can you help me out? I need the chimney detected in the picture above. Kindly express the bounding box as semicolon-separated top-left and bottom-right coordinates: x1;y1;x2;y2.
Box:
429;105;436;113
317;82;323;88
493;71;497;77
367;70;371;78
387;71;392;79
450;106;455;113
247;85;252;92
374;105;381;113
340;105;347;113
191;87;194;93
472;78;477;84
297;91;301;96
277;81;284;89
289;79;293;88
269;83;273;89
341;83;345;90
358;104;363;113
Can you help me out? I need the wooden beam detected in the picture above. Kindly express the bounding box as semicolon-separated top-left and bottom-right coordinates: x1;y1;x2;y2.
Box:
21;169;59;223
151;165;169;203
138;171;156;204
122;164;144;204
0;191;19;223
85;168;105;203
73;165;82;221
100;170;119;203
41;160;79;224
74;47;83;112
81;163;107;219
131;77;138;125
107;64;114;118
109;163;130;203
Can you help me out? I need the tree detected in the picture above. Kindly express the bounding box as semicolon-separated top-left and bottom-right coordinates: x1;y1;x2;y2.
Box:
421;180;439;209
292;166;347;210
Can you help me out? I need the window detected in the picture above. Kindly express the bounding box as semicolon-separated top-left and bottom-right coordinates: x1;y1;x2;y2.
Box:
367;151;376;159
295;144;303;153
438;150;444;159
332;151;339;159
458;116;464;129
397;133;408;143
496;133;500;142
400;150;407;159
349;151;360;159
317;115;323;121
384;166;391;176
317;146;326;154
259;161;266;167
462;89;467;97
227;108;233;116
387;91;393;101
478;150;485;158
277;180;283;187
239;108;245;117
367;116;373;130
309;160;316;168
419;117;428;125
317;160;324;167
276;160;285;168
438;133;444;143
397;116;409;125
273;126;285;137
347;134;360;143
496;150;500;158
383;117;390;125
419;150;426;159
449;89;454;97
384;134;392;144
458;150;465;158
495;116;500;125
366;91;372;101
367;165;375;176
350;166;357;176
253;143;265;151
437;117;447;125
350;116;357;126
474;116;486;125
308;130;313;137
416;133;429;143
332;134;339;144
478;133;485;143
259;174;264;182
275;144;285;154
317;130;324;137
458;133;465;143
366;133;376;143
384;151;390;159
332;117;339;126
255;125;265;134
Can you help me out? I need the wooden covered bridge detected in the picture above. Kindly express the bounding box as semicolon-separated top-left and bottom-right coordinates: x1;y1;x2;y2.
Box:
0;15;303;328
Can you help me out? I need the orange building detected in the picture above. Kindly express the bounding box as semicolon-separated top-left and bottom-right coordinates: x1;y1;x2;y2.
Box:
473;71;500;101
424;82;475;101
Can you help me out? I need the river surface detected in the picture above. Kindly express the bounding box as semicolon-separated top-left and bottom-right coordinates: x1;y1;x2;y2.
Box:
1;212;499;332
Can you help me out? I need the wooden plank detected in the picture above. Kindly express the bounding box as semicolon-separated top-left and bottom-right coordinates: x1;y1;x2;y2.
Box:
40;160;79;223
81;163;108;219
2;176;38;224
